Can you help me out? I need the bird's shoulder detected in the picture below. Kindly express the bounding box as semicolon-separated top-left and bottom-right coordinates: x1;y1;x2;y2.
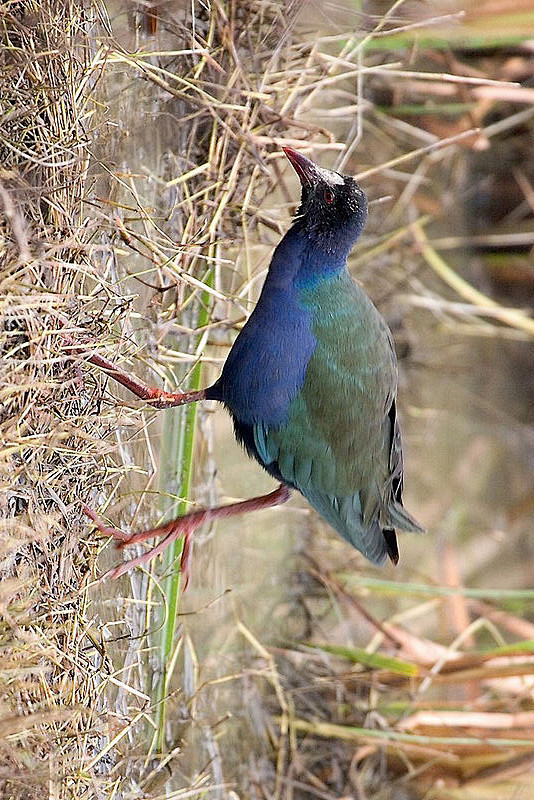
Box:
298;271;398;416
300;271;396;370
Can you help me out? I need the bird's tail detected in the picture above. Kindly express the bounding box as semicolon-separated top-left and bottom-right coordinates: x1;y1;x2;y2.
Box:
388;501;425;533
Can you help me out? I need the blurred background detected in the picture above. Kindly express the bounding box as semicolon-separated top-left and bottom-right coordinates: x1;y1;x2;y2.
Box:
1;1;534;798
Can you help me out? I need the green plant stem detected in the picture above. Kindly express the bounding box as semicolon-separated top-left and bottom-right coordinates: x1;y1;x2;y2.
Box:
152;274;213;753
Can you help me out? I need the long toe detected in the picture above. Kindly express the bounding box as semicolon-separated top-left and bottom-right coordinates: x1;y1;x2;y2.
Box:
115;523;178;548
99;535;174;581
83;505;131;541
114;508;209;548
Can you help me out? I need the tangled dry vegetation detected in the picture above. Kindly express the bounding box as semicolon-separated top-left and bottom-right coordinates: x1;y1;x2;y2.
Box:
0;2;109;797
1;1;534;799
0;0;309;796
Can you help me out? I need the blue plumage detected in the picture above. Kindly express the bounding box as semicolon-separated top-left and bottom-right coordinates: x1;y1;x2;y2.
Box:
207;147;423;565
211;233;316;427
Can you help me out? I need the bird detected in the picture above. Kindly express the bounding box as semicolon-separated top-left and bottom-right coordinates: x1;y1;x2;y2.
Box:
83;146;424;582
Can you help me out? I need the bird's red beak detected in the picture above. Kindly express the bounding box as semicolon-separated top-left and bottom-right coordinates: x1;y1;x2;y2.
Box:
283;146;320;187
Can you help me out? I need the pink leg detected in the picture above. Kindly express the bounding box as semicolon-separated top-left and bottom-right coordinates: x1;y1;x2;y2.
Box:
68;343;206;408
84;484;292;585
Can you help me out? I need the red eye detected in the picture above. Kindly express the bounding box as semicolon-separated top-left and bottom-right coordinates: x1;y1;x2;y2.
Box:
324;188;334;204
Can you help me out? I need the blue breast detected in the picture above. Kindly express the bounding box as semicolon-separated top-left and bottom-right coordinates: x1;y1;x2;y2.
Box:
210;232;317;426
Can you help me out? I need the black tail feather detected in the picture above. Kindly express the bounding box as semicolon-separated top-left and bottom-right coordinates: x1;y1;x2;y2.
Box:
383;528;399;565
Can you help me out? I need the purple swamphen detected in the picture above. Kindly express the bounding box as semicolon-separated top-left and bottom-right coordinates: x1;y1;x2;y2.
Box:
84;147;424;583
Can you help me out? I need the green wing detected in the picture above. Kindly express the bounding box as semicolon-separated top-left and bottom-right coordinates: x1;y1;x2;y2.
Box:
253;272;422;564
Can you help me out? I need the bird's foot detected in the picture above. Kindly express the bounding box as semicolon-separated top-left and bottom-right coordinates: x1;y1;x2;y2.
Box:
61;329;206;409
82;505;131;541
84;484;292;587
83;505;209;586
67;344;206;408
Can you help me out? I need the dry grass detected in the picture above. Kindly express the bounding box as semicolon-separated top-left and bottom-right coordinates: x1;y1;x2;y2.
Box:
0;2;113;797
1;0;534;799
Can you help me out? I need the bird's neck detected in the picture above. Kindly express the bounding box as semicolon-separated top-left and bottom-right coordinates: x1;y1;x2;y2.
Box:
296;236;348;290
264;227;349;293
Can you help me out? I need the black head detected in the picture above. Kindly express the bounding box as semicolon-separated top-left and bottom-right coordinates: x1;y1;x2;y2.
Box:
283;147;367;256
